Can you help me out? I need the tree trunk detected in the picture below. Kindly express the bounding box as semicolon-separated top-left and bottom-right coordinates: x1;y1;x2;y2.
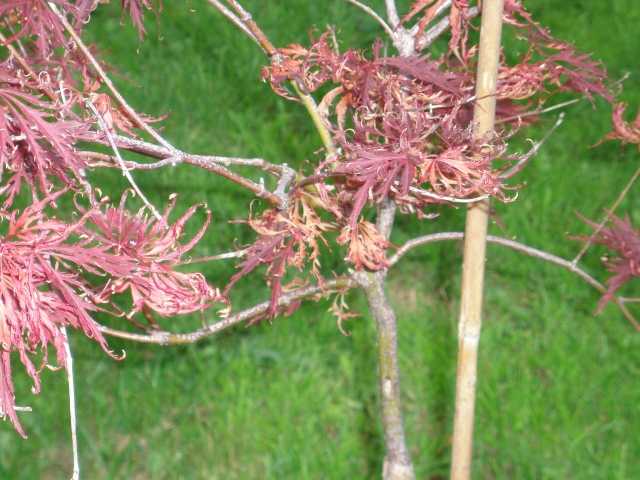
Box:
359;271;416;480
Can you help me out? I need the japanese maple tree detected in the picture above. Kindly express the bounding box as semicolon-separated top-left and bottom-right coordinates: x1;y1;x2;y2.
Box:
0;1;638;479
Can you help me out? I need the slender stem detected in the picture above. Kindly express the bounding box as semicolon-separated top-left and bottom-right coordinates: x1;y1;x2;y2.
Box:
225;0;277;55
495;98;581;125
184;248;248;264
408;186;488;204
384;0;401;28
291;83;337;157
500;113;565;179
99;278;355;345
345;0;396;39
206;0;265;52
86;101;164;222
389;232;640;331
62;328;80;480
103;135;284;205
451;2;504;480
416;6;479;50
101;230;640;346
50;3;177;153
108;134;283;173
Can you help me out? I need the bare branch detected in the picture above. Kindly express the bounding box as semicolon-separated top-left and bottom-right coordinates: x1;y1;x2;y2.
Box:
416;5;479;50
99;277;355;345
433;0;453;18
95;135;286;206
407;186;489;204
501;113;565;179
384;0;401;29
206;0;264;52
184;248;248;264
620;297;640;304
96;134;285;174
224;0;277;55
389;232;640;331
345;0;395;39
87;101;164;222
495;98;581;125
1;406;32;417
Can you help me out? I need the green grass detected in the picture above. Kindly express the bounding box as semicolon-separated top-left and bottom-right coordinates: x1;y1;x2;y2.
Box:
2;1;640;478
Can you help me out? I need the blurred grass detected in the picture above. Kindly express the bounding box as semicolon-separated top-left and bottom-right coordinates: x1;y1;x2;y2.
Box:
2;1;640;478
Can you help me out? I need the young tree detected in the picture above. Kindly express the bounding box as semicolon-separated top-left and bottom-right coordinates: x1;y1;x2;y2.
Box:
1;1;638;478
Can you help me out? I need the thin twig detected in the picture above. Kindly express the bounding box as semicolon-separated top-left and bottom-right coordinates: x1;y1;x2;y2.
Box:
95;135;284;205
206;0;264;52
225;0;277;55
61;328;80;480
388;232;640;331
620;297;640;304
99;277;355;345
408;186;489;204
184;248;248;264
501;113;565;179
205;0;337;156
1;406;32;417
345;0;395;39
572;166;640;266
384;0;401;28
292;83;338;157
94;134;284;174
496;98;581;125
416;5;479;50
49;3;177;153
100;226;640;346
433;0;453;18
86;101;164;223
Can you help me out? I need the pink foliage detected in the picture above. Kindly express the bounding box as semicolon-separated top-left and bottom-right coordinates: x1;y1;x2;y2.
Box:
0;0;627;437
580;215;640;313
607;103;640;147
0;66;89;205
0;191;222;435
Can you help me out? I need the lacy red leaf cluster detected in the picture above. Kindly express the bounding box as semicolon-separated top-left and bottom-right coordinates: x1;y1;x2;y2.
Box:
0;0;624;437
0;191;222;435
226;193;332;318
580;215;640;313
607;103;640;148
260;3;609;279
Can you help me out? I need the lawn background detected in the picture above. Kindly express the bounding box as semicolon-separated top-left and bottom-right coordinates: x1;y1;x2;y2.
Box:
1;1;640;478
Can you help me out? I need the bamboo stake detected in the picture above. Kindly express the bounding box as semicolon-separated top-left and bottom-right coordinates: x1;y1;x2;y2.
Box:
450;2;505;479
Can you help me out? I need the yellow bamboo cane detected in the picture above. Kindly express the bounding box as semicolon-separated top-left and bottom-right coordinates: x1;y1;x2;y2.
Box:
450;1;505;479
